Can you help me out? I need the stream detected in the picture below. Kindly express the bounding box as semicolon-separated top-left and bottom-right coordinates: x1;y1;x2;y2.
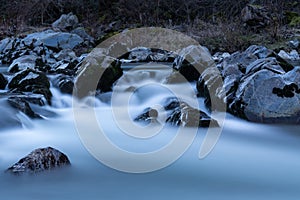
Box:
0;63;300;200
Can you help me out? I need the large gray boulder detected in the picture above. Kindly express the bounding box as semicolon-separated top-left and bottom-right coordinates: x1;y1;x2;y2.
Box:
231;67;300;123
7;147;70;174
173;45;214;81
198;45;300;123
8;55;38;73
22;30;84;50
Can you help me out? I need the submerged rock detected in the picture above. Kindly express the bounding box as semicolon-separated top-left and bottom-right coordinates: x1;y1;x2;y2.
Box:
7;147;70;175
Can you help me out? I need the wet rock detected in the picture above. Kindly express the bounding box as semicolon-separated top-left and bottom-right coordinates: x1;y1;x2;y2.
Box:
134;107;159;123
230;67;300;123
173;45;215;81
53;75;74;94
75;48;123;97
7;97;41;118
166;102;219;127
121;47;175;63
7;147;71;175
8;69;52;104
0;73;7;89
8;55;38;73
22;30;84;50
52;12;79;31
241;4;271;29
0;99;23;129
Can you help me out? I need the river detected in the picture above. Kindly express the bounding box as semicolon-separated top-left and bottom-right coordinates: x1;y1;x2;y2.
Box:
0;63;300;199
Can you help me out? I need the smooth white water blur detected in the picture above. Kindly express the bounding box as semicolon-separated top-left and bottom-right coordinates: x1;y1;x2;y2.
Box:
1;64;300;199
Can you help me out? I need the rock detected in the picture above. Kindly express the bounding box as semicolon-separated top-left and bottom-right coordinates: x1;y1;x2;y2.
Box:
8;55;38;73
134;107;159;124
134;99;219;128
212;52;231;63
166;102;219;127
52;12;79;31
7;97;41;118
0;99;23;129
0;73;7;89
230;67;300;123
75;48;123;98
278;50;300;66
0;38;14;53
53;75;74;94
22;30;84;51
173;45;215;81
198;45;297;122
71;27;94;45
8;69;52;104
288;40;299;49
120;47;175;63
7;147;70;175
54;49;77;61
241;4;271;29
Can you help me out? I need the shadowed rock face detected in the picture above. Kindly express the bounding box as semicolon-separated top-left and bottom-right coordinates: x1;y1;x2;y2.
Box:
7;147;71;175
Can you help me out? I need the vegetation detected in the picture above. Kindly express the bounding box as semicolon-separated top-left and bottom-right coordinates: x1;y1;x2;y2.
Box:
0;0;299;52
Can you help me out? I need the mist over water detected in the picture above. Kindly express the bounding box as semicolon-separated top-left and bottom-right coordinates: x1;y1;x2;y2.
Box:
1;64;300;199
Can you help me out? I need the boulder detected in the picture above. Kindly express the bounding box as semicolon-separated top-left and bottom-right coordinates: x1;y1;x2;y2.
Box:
173;45;215;81
75;48;123;98
52;12;79;31
198;44;300;123
8;55;38;73
8;69;52;104
22;30;84;51
71;27;95;45
7;147;70;174
53;75;74;94
278;50;300;66
230;67;300;123
0;73;7;89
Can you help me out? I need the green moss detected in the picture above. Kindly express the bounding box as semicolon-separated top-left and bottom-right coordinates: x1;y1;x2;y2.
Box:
289;16;300;27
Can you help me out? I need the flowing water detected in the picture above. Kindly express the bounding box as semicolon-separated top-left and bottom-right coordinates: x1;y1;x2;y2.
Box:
0;63;300;199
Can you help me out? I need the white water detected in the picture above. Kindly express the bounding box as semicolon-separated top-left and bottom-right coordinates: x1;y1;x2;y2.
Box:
1;64;300;199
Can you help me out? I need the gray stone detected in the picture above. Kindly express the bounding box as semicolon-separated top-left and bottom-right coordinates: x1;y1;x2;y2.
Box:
8;55;38;73
52;13;79;31
231;67;300;123
173;45;215;81
22;30;84;50
7;147;70;174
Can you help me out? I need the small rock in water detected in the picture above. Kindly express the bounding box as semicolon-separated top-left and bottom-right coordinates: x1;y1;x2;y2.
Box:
7;147;71;175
